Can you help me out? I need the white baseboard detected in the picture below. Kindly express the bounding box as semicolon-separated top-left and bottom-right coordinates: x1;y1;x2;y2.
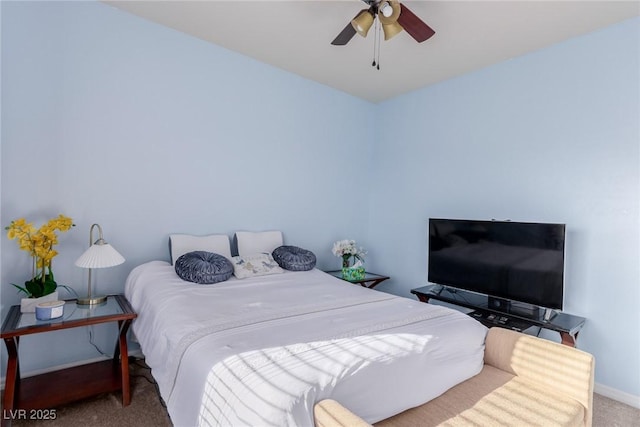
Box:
0;349;144;390
595;382;640;409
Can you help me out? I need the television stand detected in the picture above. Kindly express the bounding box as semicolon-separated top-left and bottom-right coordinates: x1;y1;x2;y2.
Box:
487;296;511;312
411;285;586;347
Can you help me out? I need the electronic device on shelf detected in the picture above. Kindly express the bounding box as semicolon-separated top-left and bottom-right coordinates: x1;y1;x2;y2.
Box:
428;218;566;312
468;310;533;332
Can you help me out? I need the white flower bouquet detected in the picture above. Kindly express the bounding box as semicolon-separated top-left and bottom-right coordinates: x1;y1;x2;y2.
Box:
332;239;367;269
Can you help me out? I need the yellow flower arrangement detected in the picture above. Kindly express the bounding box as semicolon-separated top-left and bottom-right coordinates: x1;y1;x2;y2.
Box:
5;214;75;298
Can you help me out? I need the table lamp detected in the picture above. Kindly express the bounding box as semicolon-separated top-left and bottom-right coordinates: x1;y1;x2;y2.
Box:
75;223;125;305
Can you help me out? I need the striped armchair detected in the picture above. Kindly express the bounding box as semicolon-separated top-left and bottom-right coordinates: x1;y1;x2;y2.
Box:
315;327;595;427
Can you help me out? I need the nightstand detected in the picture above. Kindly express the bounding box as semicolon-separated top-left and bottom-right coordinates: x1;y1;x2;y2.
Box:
326;270;390;289
1;295;137;427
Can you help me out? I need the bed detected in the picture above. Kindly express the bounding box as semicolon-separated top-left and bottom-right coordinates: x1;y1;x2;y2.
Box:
125;260;487;427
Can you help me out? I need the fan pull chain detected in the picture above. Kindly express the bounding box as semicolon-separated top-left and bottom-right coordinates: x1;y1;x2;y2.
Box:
372;19;378;67
376;20;381;70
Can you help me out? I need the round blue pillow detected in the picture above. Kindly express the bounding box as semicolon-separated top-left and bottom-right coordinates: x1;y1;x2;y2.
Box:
175;251;233;284
272;246;316;271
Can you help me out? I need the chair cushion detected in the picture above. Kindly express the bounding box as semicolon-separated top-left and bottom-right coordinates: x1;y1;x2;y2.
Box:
174;251;234;284
272;245;317;271
375;365;585;427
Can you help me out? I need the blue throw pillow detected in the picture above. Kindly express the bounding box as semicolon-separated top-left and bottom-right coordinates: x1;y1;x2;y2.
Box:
175;251;234;284
272;245;316;271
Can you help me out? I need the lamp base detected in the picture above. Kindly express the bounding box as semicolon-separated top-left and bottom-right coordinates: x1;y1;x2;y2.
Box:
76;295;107;306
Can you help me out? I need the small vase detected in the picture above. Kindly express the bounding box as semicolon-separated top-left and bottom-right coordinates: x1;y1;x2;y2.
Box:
342;257;350;269
20;291;59;313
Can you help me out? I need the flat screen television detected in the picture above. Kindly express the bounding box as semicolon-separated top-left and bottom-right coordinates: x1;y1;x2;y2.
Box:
428;218;565;310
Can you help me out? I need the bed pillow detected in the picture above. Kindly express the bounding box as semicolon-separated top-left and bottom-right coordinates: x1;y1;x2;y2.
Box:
231;253;284;279
170;234;231;265
272;245;316;271
174;251;234;284
235;231;284;257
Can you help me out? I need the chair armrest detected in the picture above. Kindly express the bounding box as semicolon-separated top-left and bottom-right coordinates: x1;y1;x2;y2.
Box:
484;327;595;427
314;399;372;427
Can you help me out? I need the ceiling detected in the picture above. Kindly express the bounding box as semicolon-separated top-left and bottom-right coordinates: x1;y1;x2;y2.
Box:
105;1;640;103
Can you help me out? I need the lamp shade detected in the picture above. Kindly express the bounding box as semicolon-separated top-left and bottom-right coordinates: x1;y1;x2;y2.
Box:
382;21;403;40
75;243;125;269
351;10;374;37
379;2;394;18
378;1;401;25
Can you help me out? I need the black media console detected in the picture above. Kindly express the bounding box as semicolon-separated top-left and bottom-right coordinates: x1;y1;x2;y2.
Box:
411;285;586;347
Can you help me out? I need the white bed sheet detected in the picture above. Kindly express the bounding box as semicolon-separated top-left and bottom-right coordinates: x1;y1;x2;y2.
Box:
125;261;487;427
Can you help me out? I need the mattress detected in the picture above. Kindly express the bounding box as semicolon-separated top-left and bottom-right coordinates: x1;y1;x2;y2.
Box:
125;261;487;427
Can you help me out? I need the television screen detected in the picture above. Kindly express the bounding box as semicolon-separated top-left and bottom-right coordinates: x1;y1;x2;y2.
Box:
428;218;565;310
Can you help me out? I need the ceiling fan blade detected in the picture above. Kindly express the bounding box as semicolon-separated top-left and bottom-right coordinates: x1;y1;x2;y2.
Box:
398;3;435;43
331;9;368;46
331;22;357;45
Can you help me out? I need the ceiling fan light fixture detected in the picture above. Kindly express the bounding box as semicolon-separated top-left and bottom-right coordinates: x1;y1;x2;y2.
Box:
351;10;374;37
379;2;393;18
378;0;401;25
382;21;403;40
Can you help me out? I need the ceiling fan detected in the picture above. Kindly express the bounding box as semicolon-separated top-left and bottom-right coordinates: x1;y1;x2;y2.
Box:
331;0;435;46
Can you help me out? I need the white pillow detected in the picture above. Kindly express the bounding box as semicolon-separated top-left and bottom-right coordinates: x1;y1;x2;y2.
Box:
170;234;232;265
231;253;284;279
235;231;283;257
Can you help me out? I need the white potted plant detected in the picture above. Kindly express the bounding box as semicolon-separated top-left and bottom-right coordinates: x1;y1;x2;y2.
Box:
5;215;75;312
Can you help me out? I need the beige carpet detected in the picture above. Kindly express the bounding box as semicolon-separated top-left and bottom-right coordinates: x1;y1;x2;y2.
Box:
8;359;640;427
592;394;640;427
11;360;171;427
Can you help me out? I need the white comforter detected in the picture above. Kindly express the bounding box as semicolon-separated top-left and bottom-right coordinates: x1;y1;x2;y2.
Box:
125;261;487;427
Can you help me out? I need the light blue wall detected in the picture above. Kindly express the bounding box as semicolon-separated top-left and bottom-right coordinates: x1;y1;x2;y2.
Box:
1;2;374;371
2;1;639;400
369;17;640;397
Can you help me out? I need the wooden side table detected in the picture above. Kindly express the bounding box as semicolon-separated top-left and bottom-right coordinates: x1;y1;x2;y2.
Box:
1;295;137;427
326;270;390;289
